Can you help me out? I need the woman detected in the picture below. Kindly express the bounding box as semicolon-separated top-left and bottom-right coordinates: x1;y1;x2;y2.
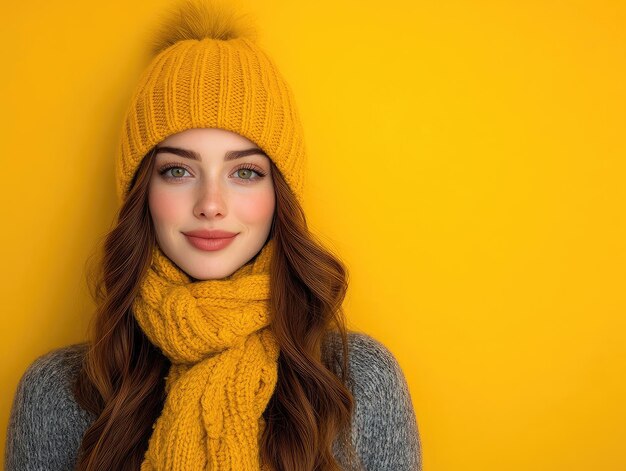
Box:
4;1;421;470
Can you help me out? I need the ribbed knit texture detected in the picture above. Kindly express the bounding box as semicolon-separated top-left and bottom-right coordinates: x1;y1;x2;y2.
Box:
115;35;307;206
131;237;278;470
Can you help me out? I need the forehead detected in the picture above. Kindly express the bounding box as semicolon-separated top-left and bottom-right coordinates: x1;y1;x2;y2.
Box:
159;127;258;149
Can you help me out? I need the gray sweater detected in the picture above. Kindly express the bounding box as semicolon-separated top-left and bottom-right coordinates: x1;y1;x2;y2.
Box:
5;331;421;470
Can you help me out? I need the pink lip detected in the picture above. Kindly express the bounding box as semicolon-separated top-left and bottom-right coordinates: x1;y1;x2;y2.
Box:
184;233;238;252
183;229;238;239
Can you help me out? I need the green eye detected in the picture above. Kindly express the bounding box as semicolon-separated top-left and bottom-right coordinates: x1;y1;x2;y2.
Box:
237;168;253;179
233;164;267;182
159;165;191;180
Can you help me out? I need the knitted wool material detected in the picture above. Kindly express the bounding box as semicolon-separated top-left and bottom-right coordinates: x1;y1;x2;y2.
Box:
115;34;307;207
131;237;278;470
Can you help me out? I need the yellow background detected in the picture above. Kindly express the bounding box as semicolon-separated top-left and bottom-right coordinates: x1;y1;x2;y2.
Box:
2;1;625;469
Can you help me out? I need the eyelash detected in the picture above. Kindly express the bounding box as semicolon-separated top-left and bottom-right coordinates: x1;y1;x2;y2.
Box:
157;163;267;183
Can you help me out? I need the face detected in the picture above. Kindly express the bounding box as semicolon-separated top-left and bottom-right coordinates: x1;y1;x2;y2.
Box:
148;127;275;280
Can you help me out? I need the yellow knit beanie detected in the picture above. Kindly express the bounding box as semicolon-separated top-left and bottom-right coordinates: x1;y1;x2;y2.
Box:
114;0;306;206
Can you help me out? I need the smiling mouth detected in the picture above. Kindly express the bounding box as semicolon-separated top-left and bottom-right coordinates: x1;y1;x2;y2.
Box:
184;233;238;251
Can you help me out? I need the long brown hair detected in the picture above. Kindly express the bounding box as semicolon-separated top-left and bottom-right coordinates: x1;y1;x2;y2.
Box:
72;144;362;470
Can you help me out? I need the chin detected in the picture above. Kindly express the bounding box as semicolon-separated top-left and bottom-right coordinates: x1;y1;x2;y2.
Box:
186;266;234;281
163;235;267;280
187;258;245;280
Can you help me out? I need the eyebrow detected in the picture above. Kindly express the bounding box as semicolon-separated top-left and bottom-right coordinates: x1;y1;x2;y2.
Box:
154;146;268;161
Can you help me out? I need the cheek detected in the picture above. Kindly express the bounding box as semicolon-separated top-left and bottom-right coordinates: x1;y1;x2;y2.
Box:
149;187;184;226
235;190;275;224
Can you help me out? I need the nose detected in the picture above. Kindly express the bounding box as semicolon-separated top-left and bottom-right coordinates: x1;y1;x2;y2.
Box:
193;178;227;219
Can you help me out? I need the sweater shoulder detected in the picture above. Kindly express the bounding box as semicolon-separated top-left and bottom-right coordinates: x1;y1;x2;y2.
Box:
324;330;422;471
19;342;88;385
5;342;95;471
323;329;411;391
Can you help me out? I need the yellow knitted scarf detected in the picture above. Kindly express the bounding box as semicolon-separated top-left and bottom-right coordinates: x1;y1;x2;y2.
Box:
132;238;279;470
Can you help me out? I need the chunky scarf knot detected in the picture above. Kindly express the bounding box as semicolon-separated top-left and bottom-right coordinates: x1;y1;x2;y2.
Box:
132;238;279;470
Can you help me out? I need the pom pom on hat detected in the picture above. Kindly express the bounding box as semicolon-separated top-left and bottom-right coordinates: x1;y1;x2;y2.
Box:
150;0;259;55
